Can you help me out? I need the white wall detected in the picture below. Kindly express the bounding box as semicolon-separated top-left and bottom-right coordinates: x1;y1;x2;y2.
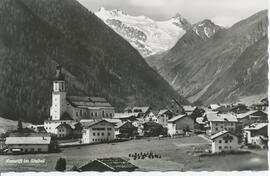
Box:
212;134;239;153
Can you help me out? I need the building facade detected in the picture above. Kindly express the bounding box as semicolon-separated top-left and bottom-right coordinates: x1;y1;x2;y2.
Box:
211;131;239;153
82;120;115;144
167;114;194;136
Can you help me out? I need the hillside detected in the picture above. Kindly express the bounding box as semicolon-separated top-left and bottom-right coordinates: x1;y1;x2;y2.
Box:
0;0;187;123
0;117;32;134
147;10;268;105
95;7;191;57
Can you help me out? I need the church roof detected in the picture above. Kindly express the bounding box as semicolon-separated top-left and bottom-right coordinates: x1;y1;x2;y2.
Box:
60;112;73;120
66;96;113;108
54;65;65;81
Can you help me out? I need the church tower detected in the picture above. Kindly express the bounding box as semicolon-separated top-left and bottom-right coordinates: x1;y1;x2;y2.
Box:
50;65;67;120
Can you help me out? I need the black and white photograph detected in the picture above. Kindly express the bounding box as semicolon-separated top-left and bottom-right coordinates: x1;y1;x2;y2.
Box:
0;0;268;173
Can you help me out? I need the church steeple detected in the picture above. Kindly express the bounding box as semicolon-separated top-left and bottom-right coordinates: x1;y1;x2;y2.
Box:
55;65;65;81
53;65;66;92
50;65;67;120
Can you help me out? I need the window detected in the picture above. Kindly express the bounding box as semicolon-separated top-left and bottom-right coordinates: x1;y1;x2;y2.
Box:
107;128;112;131
92;139;95;142
216;128;218;131
93;133;95;136
80;110;82;116
219;140;222;143
108;133;110;136
102;133;104;136
38;148;41;152
224;146;228;149
31;148;34;152
219;146;222;150
76;112;78;116
230;146;232;149
95;112;97;117
97;133;100;136
225;140;228;143
25;149;28;152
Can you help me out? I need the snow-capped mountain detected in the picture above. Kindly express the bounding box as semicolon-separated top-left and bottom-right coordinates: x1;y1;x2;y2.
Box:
95;7;191;57
192;19;222;40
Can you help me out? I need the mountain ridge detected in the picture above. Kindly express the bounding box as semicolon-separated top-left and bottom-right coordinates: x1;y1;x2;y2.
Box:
147;10;268;105
0;0;188;123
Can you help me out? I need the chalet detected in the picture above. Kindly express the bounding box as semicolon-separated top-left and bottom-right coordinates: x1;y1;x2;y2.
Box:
167;114;194;136
113;113;140;122
203;113;238;135
5;133;53;154
210;130;239;153
237;110;268;126
243;123;268;148
182;105;196;115
143;110;159;123
79;157;138;171
82;120;115;144
132;107;151;114
114;121;138;138
214;104;249;114
166;99;184;114
209;104;221;110
157;109;174;127
55;123;73;138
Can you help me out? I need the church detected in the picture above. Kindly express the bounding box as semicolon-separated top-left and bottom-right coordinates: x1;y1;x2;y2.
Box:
44;65;115;137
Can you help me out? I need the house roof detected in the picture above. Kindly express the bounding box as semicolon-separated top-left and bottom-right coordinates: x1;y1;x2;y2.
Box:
195;117;205;124
210;130;235;140
205;113;238;122
81;119;114;128
79;157;138;171
102;118;122;124
209;104;221;110
183;105;196;112
113;113;139;119
237;110;267;119
244;123;268;131
6;134;51;145
56;123;73;130
168;114;187;123
132;107;150;113
158;109;170;115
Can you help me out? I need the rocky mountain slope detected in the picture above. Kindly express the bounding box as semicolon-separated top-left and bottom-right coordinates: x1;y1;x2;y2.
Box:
147;10;268;105
0;0;187;123
95;7;191;57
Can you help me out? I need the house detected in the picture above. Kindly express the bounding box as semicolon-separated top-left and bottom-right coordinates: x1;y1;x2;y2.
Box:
78;157;138;171
203;113;238;135
44;120;79;137
215;104;249;114
194;117;206;133
182;105;197;115
49;65;115;122
243;123;268;148
156;109;174;127
81;120;115;144
143;110;159;123
55;123;73;139
166;99;184;114
5;133;53;154
237;110;268;126
210;130;239;153
113;113;140;122
114;121;138;138
167;114;194;136
209;104;221;110
131;106;151;114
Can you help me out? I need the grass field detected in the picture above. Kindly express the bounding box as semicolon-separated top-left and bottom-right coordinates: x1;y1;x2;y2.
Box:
0;135;268;171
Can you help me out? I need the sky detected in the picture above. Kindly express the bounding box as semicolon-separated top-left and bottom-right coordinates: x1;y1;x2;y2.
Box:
77;0;268;27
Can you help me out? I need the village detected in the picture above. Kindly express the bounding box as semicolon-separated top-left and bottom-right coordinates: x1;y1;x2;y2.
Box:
0;65;268;171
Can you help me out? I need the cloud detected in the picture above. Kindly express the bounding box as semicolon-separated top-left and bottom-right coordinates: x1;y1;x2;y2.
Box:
130;0;166;7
